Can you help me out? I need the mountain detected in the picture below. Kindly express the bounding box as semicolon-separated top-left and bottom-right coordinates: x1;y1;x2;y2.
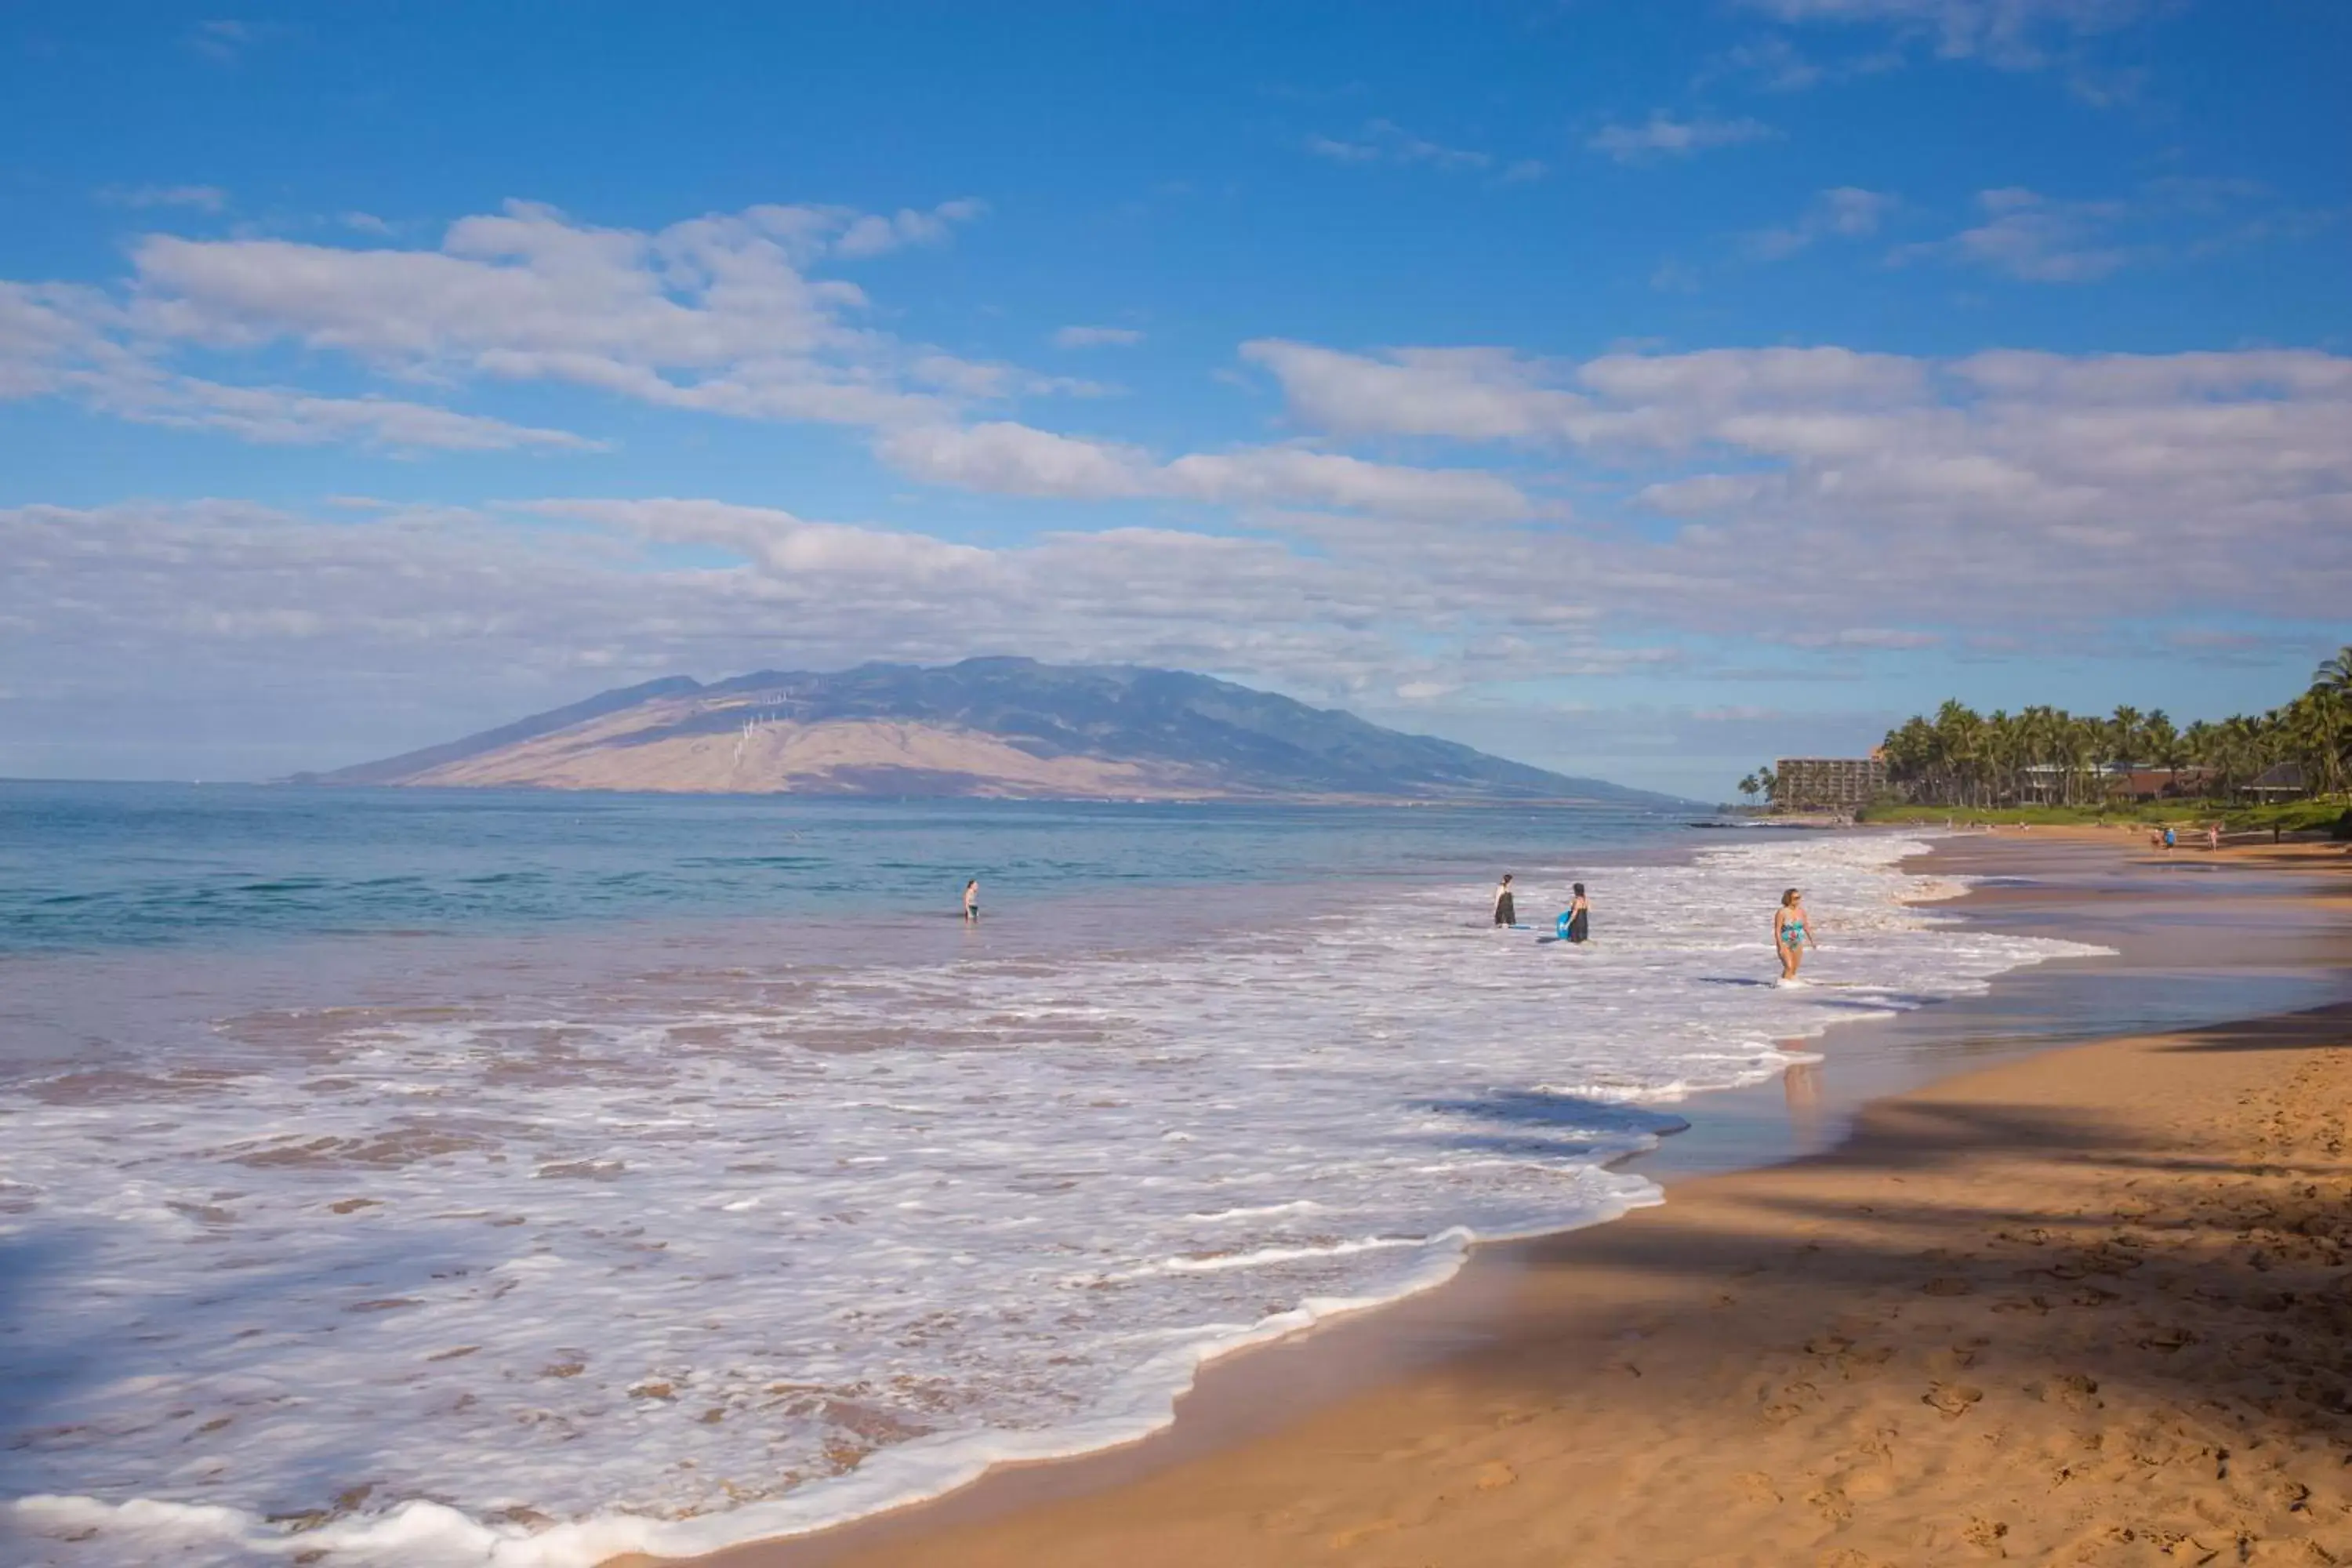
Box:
307;658;1681;806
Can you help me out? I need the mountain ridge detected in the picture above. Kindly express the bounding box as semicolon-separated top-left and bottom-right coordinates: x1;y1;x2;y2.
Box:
306;658;1685;807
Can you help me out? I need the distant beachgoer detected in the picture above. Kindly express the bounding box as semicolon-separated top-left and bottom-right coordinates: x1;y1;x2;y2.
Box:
1563;883;1591;945
964;878;979;921
2163;826;2177;851
1492;874;1517;927
1775;887;1816;982
2208;824;2221;851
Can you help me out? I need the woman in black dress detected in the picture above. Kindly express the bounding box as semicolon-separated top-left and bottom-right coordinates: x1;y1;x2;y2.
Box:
1563;883;1590;944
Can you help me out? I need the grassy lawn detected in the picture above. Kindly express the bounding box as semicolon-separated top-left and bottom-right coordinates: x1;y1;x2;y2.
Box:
1853;799;2352;834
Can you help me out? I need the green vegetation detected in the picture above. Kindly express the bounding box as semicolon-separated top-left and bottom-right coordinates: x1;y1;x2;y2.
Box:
1744;645;2352;835
1860;644;2352;818
1855;799;2350;834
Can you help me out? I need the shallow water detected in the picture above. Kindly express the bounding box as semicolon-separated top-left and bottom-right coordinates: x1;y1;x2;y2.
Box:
0;792;2096;1566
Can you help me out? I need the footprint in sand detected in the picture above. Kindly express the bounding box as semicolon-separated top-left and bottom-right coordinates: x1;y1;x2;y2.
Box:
1922;1381;1984;1417
1961;1516;2009;1550
2031;1372;2101;1412
1834;1345;1894;1381
1758;1380;1822;1427
1326;1518;1400;1548
1731;1470;1781;1504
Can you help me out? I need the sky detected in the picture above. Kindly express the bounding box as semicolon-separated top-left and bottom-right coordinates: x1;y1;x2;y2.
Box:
2;0;2347;800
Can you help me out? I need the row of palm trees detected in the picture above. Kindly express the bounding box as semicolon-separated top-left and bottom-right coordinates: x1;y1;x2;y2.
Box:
1740;646;2352;810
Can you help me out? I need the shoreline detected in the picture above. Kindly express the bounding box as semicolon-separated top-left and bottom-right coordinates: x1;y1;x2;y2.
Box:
633;831;2352;1568
747;994;2352;1566
4;811;1955;1568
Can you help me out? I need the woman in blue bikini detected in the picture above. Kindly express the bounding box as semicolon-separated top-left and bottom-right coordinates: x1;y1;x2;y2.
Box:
1774;887;1816;982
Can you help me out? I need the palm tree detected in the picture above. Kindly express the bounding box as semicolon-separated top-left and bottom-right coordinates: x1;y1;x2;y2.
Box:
1737;773;1762;805
1984;710;2018;805
1934;700;1987;808
2288;689;2348;798
1878;668;2347;812
2108;705;2143;771
2062;715;2100;806
2312;644;2352;696
2020;706;2062;804
2143;710;2182;794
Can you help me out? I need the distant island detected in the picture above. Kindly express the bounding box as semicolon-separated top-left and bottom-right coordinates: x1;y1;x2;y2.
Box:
302;657;1683;807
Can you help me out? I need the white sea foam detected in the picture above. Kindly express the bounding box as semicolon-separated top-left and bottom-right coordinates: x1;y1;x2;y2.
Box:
0;834;2103;1566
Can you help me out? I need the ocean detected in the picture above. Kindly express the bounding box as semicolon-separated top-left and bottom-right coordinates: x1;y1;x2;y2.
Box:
0;783;2099;1566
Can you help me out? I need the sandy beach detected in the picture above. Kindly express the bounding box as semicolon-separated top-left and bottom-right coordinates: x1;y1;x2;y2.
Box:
656;833;2352;1568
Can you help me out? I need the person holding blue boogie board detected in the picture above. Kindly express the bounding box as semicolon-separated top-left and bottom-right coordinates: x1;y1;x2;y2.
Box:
1557;883;1590;944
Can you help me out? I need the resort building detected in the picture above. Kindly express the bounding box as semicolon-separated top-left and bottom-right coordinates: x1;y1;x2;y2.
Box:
2246;762;2309;799
1774;756;1889;811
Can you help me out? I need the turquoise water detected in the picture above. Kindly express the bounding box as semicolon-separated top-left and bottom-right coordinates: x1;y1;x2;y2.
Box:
0;781;1688;953
25;787;2117;1568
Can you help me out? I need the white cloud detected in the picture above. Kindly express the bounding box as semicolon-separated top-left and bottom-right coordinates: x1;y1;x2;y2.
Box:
0;197;1040;452
1246;340;1923;450
186;19;257;63
1737;0;2156;69
876;419;1534;521
1246;336;2352;627
103;379;602;452
5;198;1536;521
96;184;228;212
1242;339;1588;442
1304;133;1381;165
129;204;854;366
1305;119;1494;172
1649;259;1704;294
877;422;1154;499
833;199;988;259
0;283;103;398
0;496;1489;771
1893;180;2299;282
1586;115;1778;163
1892;186;2133;281
1053;325;1145;349
9;339;2346;779
512;498;991;579
1742;187;1899;260
1305;120;1541;182
0;278;596;451
1708;36;1829;90
1160;448;1532;521
1773;627;1945;649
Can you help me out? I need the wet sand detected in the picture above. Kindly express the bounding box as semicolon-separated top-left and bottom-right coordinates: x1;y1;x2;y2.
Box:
645;833;2352;1568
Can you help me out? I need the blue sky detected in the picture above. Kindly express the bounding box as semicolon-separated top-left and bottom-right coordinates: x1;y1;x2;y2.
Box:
2;0;2347;798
